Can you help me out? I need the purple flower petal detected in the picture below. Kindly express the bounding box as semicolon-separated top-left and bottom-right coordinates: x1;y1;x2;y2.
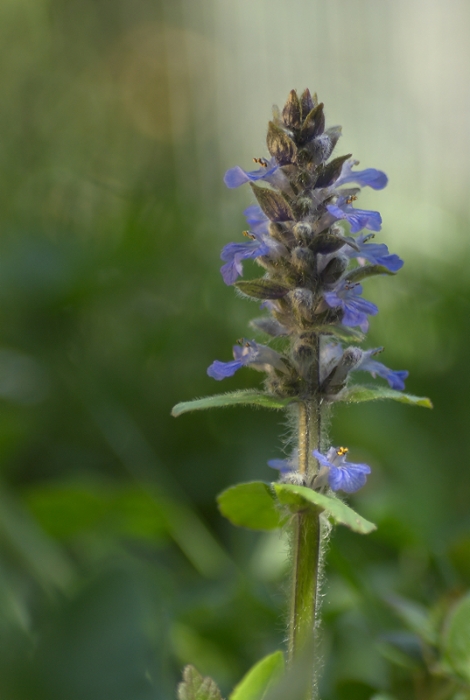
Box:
327;203;382;233
207;359;244;380
224;160;279;189
313;448;371;493
336;160;388;190
207;341;286;381
328;463;370;493
243;205;270;235
324;282;378;331
346;234;403;272
220;238;270;285
357;350;408;391
268;459;292;475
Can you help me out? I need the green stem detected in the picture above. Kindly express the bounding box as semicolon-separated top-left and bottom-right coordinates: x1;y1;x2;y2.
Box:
288;400;322;698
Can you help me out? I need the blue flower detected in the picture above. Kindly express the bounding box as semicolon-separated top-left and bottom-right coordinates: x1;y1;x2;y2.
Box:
323;281;378;332
345;233;403;273
243;205;270;235
220;233;271;285
327;197;382;233
355;348;408;391
268;458;294;476
335;159;388;190
207;340;287;380
224;158;280;189
268;451;306;485
220;206;285;284
313;447;371;493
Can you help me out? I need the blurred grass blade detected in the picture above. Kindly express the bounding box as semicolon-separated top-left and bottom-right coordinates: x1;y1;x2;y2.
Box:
172;391;293;417
341;385;433;408
229;651;284;700
0;490;72;591
274;484;377;534
160;498;232;577
386;594;437;645
90;401;232;577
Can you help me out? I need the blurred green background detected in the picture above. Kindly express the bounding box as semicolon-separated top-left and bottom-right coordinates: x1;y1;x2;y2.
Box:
0;0;469;698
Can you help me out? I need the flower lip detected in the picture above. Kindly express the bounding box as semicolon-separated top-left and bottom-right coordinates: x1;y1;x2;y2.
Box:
219;233;271;285
224;157;280;189
207;340;287;380
326;198;382;234
355;348;409;391
268;458;293;476
313;447;371;493
323;280;378;333
344;233;404;273
335;159;388;190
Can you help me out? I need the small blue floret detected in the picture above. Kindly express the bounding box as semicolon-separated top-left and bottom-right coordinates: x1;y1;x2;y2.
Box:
347;234;404;273
313;447;371;493
356;349;408;391
220;236;270;285
324;281;378;333
224;159;279;189
327;199;382;233
336;159;388;190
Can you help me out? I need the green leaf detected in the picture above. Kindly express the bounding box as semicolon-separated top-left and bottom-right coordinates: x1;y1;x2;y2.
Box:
387;595;437;645
346;264;396;283
230;651;284;700
273;484;376;534
341;384;433;408
172;391;294;417
441;593;470;682
235;279;291;300
218;482;284;531
178;665;222;700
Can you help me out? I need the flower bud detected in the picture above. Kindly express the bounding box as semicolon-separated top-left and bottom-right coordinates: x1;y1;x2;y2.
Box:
250;317;289;337
295;197;314;218
292;339;316;379
299;103;325;144
321;346;363;395
292;246;315;272
269;222;295;247
293;222;312;244
282;89;302;128
320;254;349;285
300;88;316;117
290;287;315;322
266;121;297;165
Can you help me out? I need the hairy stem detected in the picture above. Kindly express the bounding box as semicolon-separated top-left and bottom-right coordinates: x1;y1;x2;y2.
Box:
288;399;322;698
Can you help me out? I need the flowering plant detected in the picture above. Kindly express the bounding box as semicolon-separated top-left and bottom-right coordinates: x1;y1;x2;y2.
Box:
173;89;431;700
